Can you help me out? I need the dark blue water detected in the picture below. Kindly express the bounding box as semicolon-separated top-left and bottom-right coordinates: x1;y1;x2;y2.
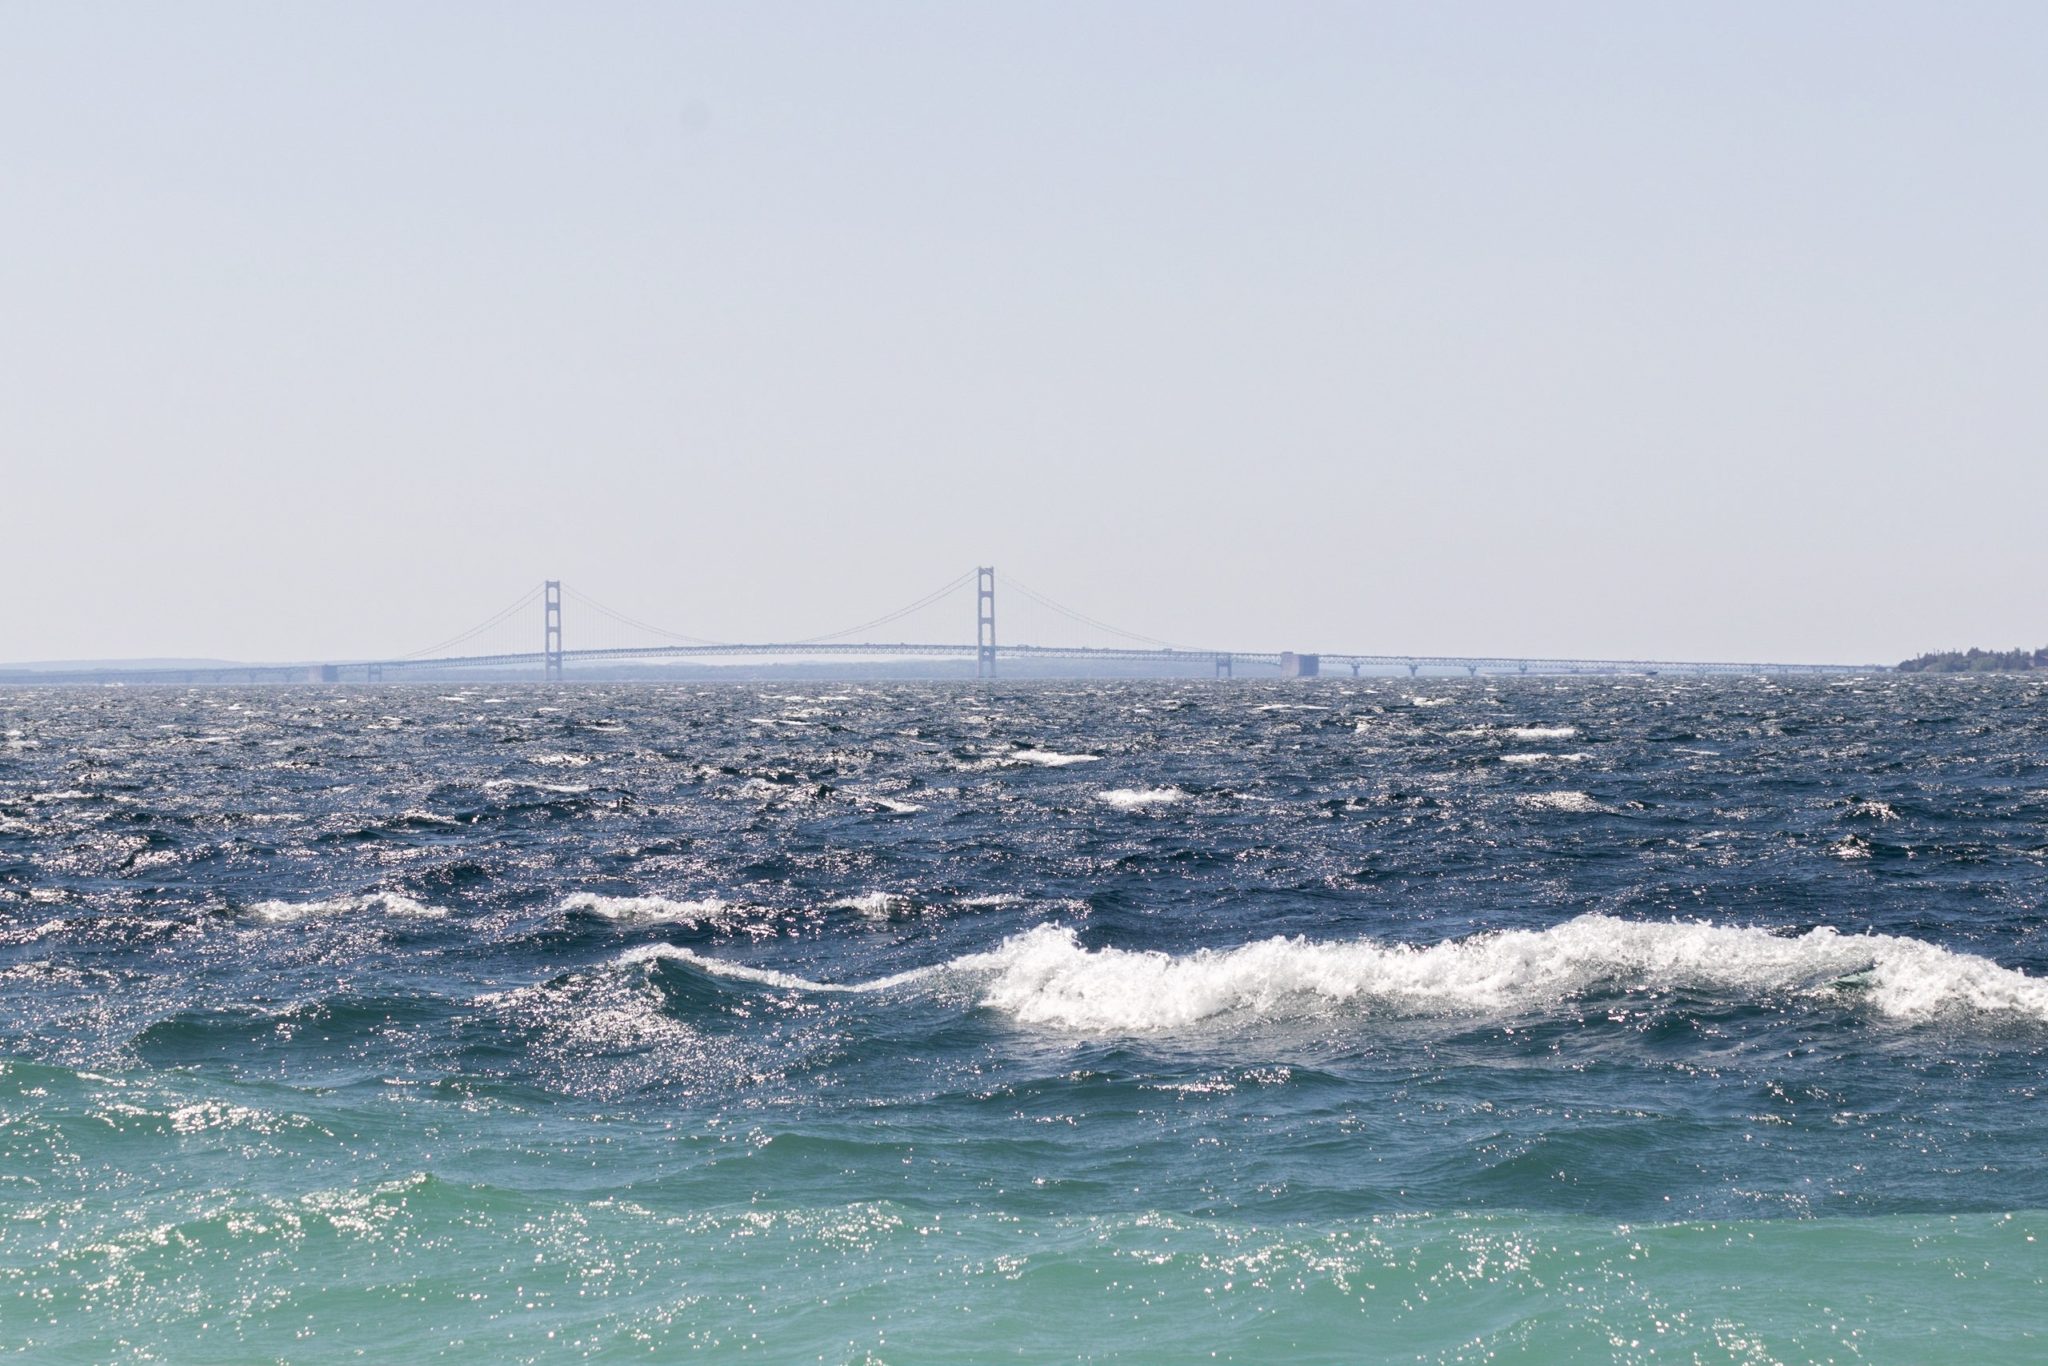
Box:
2;678;2044;1362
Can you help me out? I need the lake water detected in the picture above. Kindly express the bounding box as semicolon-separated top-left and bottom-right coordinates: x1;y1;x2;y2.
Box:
2;677;2043;1362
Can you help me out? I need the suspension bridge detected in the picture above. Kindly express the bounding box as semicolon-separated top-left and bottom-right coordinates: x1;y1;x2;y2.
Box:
0;568;1878;685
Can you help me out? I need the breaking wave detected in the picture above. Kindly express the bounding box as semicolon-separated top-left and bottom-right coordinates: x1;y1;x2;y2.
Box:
643;916;2048;1032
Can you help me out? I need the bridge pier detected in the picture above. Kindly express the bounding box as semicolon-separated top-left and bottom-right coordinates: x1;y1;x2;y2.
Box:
367;664;384;682
1407;662;1419;677
1466;664;1479;677
1214;653;1233;679
1349;662;1361;678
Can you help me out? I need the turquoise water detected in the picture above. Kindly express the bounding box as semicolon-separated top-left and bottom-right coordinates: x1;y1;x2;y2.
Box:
2;680;2045;1360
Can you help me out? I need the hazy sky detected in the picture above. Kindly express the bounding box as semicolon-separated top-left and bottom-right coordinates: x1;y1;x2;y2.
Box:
4;2;2044;665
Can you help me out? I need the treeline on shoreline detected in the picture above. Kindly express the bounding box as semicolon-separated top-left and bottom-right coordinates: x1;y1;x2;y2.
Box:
1896;646;2048;673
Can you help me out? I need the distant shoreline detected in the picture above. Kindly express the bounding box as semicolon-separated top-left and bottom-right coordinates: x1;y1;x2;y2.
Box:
1897;646;2048;673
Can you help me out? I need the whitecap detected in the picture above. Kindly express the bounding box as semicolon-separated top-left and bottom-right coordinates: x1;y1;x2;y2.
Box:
1504;726;1578;740
560;893;737;927
245;892;443;923
1097;787;1186;809
1517;791;1606;813
1501;752;1590;765
1008;749;1101;767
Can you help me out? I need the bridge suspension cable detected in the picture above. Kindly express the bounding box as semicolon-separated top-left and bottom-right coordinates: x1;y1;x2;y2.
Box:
1002;574;1181;650
557;573;977;653
389;567;1165;666
788;569;979;644
559;586;733;647
398;583;546;659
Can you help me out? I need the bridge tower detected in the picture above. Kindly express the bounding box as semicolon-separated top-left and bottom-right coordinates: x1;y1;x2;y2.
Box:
976;567;997;678
544;580;563;682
